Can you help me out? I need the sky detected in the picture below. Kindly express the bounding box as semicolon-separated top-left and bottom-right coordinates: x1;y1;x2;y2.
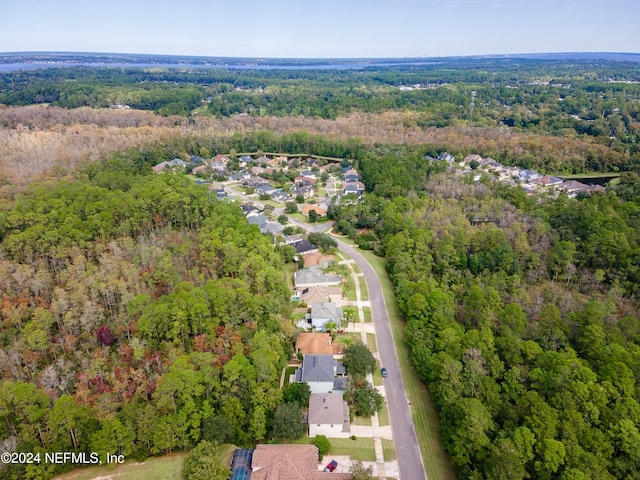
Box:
2;0;639;58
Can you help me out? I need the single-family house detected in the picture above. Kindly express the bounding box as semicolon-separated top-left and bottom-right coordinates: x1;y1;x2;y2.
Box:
437;152;456;163
308;393;350;438
242;444;351;480
303;251;334;268
518;169;543;182
342;168;358;177
168;158;188;168
300;170;316;179
293;185;314;199
298;286;342;304
295;176;316;186
532;175;564;186
343;174;359;184
213;154;230;166
260;221;285;236
255;183;277;196
241;204;261;216
248;215;268;228
190;155;204;164
463;154;483;165
306;302;342;331
295;333;344;356
270;191;292;203
342;184;359;196
152;161;168;172
294;354;346;393
256;155;271;165
295;240;319;256
284;234;304;245
294;268;341;289
239;155;252;165
301;204;328;218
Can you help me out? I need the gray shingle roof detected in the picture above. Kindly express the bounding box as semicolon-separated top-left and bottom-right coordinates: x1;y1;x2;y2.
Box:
308;393;350;430
299;355;344;383
311;302;342;320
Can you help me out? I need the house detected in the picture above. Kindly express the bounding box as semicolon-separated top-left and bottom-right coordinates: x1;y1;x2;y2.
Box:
256;155;271;165
308;393;350;438
243;444;351;480
168;158;188;168
300;170;316;179
270;191;292;203
239;155;252;165
284;234;304;245
437;152;456;163
298;286;343;304
342;184;359;196
293;185;314;199
294;268;341;288
532;175;564;186
343;174;359;184
295;333;344;356
294;354;346;393
260;221;285;236
255;183;277;196
213;154;230;166
190;155;204;164
210;187;226;201
342;168;358;177
518;169;543;182
295;176;316;186
241;204;261;216
463;154;483;165
301;204;328;218
152;161;168;172
306;302;343;331
248;215;268;228
303;251;334;268
294;240;319;256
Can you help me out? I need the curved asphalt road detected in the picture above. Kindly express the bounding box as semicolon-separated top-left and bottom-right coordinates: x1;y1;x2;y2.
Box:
337;240;427;480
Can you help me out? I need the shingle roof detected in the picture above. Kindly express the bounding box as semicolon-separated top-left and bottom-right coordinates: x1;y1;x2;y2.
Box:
308;394;350;432
299;355;343;383
311;302;342;320
296;333;344;355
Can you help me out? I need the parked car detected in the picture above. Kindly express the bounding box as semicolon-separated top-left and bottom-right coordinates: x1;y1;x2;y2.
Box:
381;367;387;378
324;460;338;472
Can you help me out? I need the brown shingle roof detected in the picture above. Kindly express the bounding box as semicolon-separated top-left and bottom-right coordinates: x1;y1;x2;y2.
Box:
251;445;318;480
296;333;344;355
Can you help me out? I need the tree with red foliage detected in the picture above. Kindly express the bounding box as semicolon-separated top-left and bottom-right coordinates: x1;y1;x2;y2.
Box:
96;326;115;346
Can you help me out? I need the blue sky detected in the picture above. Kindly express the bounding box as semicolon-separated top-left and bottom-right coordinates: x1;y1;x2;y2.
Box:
2;0;639;58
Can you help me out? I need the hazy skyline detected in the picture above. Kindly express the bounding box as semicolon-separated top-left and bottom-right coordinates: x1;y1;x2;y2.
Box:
2;0;639;58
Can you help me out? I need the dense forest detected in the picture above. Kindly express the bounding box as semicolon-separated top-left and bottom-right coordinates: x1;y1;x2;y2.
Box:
1;56;640;479
1;58;640;157
0;156;296;479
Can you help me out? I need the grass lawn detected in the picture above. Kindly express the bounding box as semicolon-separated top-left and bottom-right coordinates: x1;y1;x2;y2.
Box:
262;199;284;208
363;307;372;323
284;262;297;289
358;276;369;301
366;333;377;353
355;415;372;426
54;453;187;480
382;439;396;462
377;403;390;426
372;362;383;386
343;278;357;301
328;437;376;462
283;366;297;386
352;248;457;480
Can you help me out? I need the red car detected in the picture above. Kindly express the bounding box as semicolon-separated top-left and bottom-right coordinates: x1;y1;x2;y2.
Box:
324;460;338;472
